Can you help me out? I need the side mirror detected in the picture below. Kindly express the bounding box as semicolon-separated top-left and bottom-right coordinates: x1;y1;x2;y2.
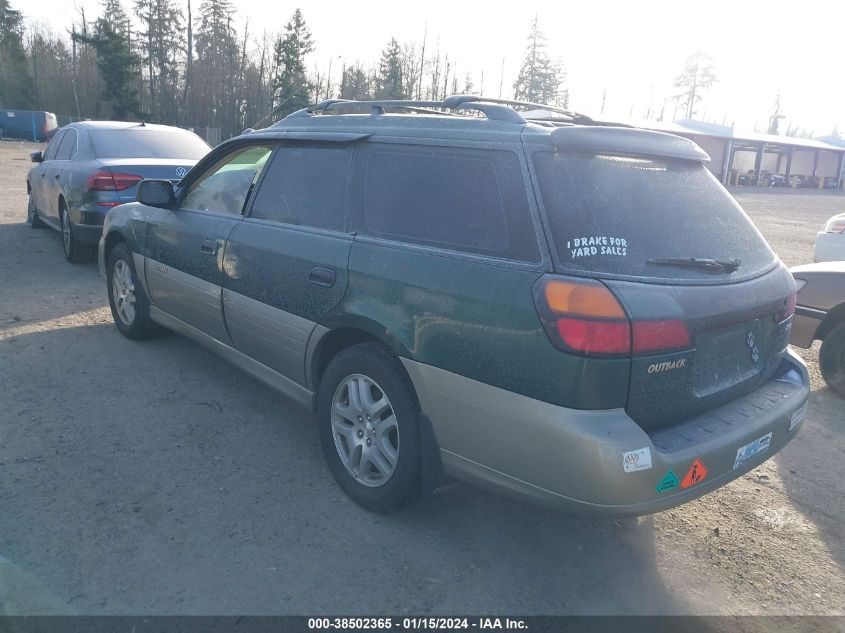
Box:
30;151;43;163
137;179;176;208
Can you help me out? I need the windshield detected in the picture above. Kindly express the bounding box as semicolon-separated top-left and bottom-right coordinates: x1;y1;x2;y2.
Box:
90;128;210;160
532;151;777;281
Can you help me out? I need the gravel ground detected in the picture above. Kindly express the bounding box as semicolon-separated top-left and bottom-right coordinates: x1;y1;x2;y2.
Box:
0;139;843;617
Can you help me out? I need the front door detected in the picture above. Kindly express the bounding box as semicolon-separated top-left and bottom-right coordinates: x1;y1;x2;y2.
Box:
145;143;274;343
32;129;64;223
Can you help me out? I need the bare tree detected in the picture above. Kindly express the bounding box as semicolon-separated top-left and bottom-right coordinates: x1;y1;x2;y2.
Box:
674;51;717;119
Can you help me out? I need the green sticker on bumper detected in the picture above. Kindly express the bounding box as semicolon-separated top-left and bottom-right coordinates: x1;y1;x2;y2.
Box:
656;470;679;493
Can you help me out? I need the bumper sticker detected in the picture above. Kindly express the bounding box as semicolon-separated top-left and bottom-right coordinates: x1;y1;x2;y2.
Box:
680;458;708;489
656;470;679;493
789;402;807;432
733;432;773;469
622;447;652;473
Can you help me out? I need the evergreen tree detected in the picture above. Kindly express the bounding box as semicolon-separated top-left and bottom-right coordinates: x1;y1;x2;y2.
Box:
340;64;370;100
375;38;404;99
513;17;565;107
73;0;141;119
0;0;35;108
272;8;314;117
194;0;239;135
134;0;184;123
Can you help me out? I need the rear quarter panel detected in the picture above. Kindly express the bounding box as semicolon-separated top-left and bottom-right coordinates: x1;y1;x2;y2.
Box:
325;239;631;409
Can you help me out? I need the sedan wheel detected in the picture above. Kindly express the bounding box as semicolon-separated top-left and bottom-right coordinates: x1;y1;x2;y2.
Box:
59;204;96;263
61;208;72;256
26;194;44;228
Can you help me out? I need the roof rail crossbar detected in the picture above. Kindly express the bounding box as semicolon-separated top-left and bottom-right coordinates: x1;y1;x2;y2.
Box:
284;97;526;123
443;94;594;124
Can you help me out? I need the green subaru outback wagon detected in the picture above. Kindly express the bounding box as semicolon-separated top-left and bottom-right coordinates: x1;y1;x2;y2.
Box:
99;95;810;515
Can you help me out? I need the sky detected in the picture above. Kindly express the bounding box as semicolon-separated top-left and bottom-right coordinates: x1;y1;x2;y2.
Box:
18;0;845;136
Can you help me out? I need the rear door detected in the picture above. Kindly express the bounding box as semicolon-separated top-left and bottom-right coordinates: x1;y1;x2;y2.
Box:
530;141;795;430
145;143;273;344
48;127;78;219
221;142;354;386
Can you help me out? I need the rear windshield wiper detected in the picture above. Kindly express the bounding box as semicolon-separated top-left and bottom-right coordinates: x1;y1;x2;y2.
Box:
646;257;741;274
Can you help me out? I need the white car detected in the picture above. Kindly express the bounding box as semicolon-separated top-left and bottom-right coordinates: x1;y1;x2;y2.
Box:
814;213;845;262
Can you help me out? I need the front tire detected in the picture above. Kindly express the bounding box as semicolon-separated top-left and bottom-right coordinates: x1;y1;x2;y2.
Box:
61;204;96;263
317;343;422;512
26;193;45;228
819;322;845;399
107;243;160;340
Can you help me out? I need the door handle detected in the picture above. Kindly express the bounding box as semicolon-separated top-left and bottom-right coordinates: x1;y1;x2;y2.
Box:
308;267;336;287
54;174;60;180
200;239;218;255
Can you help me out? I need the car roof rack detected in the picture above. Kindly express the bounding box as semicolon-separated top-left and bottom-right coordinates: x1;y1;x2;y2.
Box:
283;94;607;127
441;95;596;124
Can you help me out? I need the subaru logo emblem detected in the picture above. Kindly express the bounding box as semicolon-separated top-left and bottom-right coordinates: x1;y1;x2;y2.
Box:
746;331;760;363
175;167;188;178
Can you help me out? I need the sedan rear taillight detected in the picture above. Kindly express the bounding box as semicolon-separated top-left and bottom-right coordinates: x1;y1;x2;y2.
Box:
87;171;142;191
534;276;691;357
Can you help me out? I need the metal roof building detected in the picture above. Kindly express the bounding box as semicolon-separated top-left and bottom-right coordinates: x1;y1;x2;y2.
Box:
639;119;845;190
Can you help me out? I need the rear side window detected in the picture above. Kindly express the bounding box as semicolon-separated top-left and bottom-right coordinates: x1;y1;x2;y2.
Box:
43;130;64;161
250;145;350;232
532;152;776;280
55;129;77;160
352;144;539;261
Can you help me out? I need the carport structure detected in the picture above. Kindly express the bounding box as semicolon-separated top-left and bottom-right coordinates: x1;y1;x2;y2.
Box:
639;119;845;190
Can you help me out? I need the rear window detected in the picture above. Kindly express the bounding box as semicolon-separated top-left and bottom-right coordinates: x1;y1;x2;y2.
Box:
532;151;776;280
354;144;540;261
90;129;210;160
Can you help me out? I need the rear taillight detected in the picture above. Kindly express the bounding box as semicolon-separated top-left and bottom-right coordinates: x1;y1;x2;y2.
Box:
775;290;797;323
86;171;142;191
534;276;691;357
823;218;845;234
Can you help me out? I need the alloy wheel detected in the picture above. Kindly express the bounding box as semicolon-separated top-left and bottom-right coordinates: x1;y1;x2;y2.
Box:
61;208;71;255
330;374;400;487
111;260;137;326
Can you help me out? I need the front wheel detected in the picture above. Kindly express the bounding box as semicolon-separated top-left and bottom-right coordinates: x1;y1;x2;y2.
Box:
317;343;422;512
26;193;45;228
819;322;845;399
61;204;96;263
107;243;160;340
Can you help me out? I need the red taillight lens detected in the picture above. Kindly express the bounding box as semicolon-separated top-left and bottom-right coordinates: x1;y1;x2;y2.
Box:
535;277;631;356
86;171;142;191
556;318;631;355
535;276;692;357
632;320;690;354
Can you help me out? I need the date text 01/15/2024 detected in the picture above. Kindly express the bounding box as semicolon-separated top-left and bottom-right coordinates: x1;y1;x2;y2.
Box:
307;617;528;630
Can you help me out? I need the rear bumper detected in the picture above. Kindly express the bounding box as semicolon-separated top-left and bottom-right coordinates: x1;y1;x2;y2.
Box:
790;306;826;348
73;223;104;245
813;232;845;263
403;349;810;516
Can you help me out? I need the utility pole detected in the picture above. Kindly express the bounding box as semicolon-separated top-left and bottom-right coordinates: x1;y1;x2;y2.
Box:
498;57;505;98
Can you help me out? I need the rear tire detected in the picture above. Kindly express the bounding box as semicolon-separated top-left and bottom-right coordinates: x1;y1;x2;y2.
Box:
317;343;422;512
107;243;160;340
819;322;845;399
26;193;45;228
61;203;96;263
